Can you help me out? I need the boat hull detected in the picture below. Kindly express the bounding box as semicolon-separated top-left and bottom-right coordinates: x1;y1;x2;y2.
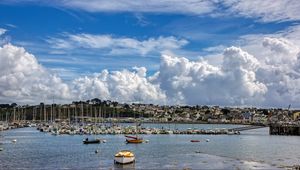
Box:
190;140;200;142
126;139;143;143
83;139;100;144
114;156;135;164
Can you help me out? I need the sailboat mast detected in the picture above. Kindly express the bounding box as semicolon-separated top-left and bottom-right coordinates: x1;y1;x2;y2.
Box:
50;104;53;123
81;103;83;123
13;107;16;123
44;104;46;122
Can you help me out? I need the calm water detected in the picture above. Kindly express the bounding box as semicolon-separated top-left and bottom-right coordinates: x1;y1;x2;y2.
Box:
0;124;299;169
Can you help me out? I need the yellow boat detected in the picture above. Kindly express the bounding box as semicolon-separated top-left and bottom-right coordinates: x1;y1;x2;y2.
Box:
114;150;135;164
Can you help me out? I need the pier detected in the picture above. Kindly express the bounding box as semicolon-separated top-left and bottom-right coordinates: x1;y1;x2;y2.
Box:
269;123;300;135
230;124;300;136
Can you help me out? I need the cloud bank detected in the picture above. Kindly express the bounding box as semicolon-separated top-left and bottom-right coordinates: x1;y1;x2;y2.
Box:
1;24;300;107
1;32;300;107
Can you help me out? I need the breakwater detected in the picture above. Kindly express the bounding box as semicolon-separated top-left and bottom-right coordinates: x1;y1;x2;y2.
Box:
36;123;241;135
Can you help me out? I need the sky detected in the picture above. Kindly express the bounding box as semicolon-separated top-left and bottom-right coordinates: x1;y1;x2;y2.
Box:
1;0;300;107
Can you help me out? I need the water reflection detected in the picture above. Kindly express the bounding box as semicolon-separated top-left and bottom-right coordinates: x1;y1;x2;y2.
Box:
113;163;135;170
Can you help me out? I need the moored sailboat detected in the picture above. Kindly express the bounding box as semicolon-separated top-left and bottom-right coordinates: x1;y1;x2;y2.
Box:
125;135;143;144
125;112;144;143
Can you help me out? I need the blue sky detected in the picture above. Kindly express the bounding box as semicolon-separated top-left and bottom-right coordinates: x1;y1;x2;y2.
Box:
1;1;297;80
1;1;300;106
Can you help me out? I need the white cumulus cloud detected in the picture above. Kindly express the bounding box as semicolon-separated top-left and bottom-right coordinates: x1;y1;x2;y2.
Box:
0;44;71;104
71;67;166;104
177;25;300;107
154;47;267;106
2;26;300;107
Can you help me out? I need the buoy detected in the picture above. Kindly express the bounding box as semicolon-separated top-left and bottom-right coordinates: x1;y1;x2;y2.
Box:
102;140;106;143
95;150;99;154
12;139;17;143
0;148;3;151
145;139;149;143
206;139;210;142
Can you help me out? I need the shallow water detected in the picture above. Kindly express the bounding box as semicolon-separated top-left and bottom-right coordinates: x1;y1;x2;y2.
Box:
0;124;299;169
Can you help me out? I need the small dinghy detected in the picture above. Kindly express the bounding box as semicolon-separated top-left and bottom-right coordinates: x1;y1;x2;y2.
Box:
83;138;100;144
114;150;135;164
190;140;200;142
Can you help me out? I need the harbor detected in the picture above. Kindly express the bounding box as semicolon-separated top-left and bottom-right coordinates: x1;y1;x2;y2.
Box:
1;126;300;169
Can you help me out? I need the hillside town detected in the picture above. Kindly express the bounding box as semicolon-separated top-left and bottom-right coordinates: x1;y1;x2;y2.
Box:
0;99;299;126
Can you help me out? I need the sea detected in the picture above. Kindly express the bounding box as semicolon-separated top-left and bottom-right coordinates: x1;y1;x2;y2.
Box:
0;124;299;169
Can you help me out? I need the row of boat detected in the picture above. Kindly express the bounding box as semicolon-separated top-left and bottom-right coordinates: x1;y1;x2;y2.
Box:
37;123;240;135
84;134;213;164
82;135;144;164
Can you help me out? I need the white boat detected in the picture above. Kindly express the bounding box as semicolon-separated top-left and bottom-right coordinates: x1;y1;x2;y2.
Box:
29;124;37;127
114;150;135;164
227;130;235;135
